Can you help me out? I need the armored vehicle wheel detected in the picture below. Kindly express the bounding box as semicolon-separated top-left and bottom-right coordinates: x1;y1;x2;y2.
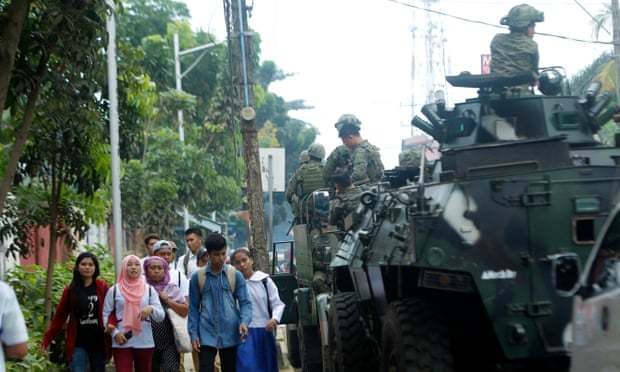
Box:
297;322;322;372
286;325;302;368
381;298;454;372
328;292;378;372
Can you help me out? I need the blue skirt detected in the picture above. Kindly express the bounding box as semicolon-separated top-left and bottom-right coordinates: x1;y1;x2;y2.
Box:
236;327;278;372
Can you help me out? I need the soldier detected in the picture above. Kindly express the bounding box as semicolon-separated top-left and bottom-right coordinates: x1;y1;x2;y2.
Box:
324;144;351;191
326;114;384;186
328;167;362;232
285;143;327;223
299;150;309;164
490;4;544;80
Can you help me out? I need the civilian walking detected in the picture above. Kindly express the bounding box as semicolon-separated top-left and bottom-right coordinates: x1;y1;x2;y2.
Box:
0;281;28;372
103;255;165;372
188;233;252;372
42;252;111;371
178;227;203;279
144;256;188;371
232;248;285;372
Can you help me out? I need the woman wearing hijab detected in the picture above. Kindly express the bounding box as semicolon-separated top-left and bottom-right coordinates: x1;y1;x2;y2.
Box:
231;248;285;372
103;255;165;372
143;255;188;371
42;252;111;371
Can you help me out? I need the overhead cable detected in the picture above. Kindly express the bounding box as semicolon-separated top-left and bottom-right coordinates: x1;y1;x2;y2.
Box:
386;0;616;46
573;0;611;36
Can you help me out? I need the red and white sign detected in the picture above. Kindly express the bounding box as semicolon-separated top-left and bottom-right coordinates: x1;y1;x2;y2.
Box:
481;54;491;75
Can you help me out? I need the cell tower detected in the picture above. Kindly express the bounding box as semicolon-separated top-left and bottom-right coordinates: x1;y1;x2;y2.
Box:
410;0;449;110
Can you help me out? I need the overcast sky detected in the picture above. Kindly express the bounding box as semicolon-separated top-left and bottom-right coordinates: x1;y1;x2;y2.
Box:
183;0;611;168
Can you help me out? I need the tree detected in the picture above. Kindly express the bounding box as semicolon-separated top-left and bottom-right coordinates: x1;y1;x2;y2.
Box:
0;0;107;213
0;0;30;118
0;0;109;325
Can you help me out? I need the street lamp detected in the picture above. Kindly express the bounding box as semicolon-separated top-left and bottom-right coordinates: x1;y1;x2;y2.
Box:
173;33;222;229
105;0;123;277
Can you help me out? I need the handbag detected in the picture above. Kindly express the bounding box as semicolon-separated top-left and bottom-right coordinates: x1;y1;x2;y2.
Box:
166;307;192;353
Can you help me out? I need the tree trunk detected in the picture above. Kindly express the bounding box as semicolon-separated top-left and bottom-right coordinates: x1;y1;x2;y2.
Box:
228;0;269;271
0;0;30;118
44;161;61;327
0;54;47;213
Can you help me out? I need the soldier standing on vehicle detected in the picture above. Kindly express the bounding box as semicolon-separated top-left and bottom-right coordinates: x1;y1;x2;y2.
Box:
324;145;351;191
328;167;363;233
327;114;384;186
490;4;544;81
285;144;326;224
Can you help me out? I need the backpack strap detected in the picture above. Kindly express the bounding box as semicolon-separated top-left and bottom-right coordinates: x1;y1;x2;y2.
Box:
197;267;207;293
178;271;181;286
196;265;235;300
183;252;190;276
225;264;237;294
262;278;272;319
113;284;117;311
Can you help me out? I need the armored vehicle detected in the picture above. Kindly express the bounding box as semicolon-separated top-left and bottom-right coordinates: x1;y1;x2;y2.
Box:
272;70;620;371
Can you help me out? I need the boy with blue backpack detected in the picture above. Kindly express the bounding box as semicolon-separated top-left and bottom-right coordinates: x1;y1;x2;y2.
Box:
188;233;252;372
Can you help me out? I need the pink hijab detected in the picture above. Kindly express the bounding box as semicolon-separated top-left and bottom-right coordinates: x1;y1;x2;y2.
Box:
118;255;146;334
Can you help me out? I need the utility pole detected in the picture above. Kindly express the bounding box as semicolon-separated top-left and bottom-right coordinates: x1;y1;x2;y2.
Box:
225;0;269;271
105;0;123;278
612;0;620;104
173;33;220;231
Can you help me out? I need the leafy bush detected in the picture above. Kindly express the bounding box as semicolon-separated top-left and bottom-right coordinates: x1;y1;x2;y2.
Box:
5;244;116;371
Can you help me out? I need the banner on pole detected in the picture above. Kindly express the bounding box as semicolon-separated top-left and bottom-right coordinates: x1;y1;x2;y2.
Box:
259;148;286;192
481;54;491;75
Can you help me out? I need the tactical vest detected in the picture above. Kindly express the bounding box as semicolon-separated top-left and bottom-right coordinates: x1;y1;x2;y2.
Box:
299;162;325;197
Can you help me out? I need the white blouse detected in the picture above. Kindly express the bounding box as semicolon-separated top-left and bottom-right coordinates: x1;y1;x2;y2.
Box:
102;284;165;348
245;271;285;328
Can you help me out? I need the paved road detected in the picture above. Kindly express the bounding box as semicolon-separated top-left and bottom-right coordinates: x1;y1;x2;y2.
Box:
183;326;296;371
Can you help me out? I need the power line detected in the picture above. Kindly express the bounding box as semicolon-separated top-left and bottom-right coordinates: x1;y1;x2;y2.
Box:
386;0;616;46
573;0;611;35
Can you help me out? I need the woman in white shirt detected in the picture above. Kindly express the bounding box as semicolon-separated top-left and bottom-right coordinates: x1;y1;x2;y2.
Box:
103;255;165;372
232;248;285;372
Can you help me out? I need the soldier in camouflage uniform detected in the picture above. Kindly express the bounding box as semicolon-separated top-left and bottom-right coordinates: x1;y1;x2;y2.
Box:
328;167;363;232
324;114;384;187
490;4;544;80
285;144;326;223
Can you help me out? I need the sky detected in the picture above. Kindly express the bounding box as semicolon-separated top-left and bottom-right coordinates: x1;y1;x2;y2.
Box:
183;0;612;168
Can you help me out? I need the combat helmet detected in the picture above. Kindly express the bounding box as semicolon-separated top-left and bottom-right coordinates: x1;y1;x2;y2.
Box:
335;114;362;134
299;150;310;163
307;143;326;161
500;4;544;28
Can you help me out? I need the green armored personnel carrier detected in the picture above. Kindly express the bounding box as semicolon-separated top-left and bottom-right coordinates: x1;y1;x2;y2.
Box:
272;70;620;371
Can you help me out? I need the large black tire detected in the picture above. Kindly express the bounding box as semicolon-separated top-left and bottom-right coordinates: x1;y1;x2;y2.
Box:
328;292;378;372
298;322;323;372
286;325;302;368
382;298;454;372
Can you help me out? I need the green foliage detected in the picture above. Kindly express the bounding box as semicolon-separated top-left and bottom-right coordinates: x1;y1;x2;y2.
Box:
258;121;281;147
5;244;115;371
121;126;242;237
119;0;190;47
569;52;613;95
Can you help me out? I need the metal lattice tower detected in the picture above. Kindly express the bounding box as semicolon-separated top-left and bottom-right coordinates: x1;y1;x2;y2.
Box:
411;0;449;108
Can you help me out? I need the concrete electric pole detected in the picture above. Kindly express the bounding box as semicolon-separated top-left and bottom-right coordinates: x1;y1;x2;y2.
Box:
612;0;620;103
105;0;123;278
225;0;269;271
173;33;221;230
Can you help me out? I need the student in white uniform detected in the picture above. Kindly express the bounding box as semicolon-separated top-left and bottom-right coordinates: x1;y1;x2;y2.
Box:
103;255;165;372
177;227;203;279
231;248;285;372
0;282;28;372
